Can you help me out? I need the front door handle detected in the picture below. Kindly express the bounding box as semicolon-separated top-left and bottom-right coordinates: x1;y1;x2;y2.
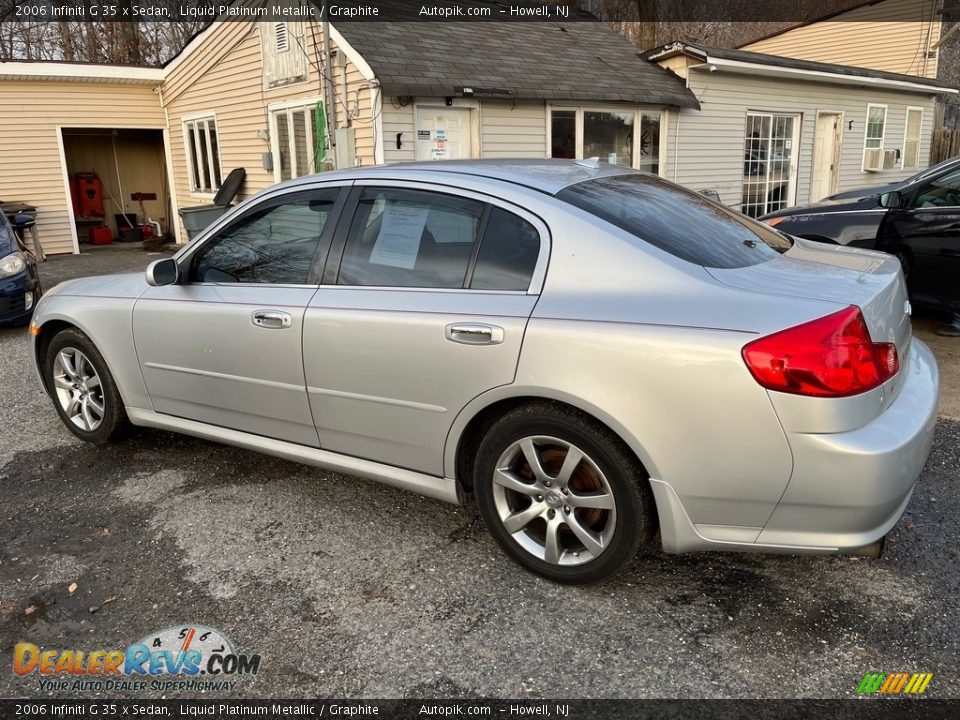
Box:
445;323;504;345
252;309;292;329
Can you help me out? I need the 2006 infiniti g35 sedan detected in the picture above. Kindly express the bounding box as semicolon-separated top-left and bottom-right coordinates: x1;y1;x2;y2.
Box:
30;160;939;583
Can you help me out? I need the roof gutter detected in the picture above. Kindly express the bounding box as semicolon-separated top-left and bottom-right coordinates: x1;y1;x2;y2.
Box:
694;57;958;95
0;61;163;84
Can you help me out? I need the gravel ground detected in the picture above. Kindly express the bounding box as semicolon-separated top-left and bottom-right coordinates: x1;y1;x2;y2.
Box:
0;246;958;700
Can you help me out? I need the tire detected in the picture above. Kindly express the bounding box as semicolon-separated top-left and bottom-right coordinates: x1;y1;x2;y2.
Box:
45;328;130;445
473;403;654;584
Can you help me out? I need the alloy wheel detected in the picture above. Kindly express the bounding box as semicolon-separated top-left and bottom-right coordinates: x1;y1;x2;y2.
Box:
52;348;105;432
491;435;617;566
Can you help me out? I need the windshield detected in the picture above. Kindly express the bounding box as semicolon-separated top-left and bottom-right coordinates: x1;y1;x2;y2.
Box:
556;174;793;269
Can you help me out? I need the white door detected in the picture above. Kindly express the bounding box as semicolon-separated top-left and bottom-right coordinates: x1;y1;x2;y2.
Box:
810;112;842;203
415;107;474;161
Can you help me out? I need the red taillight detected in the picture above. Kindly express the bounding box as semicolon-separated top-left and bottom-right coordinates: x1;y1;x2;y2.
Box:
742;306;899;398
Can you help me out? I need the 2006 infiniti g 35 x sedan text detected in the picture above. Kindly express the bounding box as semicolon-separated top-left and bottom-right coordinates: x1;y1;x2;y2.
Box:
29;160;939;584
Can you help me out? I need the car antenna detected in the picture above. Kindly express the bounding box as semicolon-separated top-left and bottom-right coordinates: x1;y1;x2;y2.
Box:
575;157;601;168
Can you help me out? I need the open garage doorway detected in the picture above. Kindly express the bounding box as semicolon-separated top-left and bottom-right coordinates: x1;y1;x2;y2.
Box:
60;128;172;249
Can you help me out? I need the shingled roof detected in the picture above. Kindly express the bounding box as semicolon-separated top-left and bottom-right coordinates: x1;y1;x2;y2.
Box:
331;19;699;108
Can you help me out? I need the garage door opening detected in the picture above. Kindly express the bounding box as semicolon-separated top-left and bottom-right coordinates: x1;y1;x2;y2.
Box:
61;128;172;249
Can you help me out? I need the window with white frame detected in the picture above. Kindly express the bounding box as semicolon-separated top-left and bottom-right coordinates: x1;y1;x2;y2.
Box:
903;107;924;171
270;100;327;181
863;104;887;168
549;107;664;174
184;116;222;194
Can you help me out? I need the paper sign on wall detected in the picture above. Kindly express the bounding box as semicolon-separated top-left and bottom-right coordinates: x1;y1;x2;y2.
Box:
369;204;430;269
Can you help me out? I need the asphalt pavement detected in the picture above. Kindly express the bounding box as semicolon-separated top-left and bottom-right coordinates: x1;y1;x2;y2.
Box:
1;246;958;699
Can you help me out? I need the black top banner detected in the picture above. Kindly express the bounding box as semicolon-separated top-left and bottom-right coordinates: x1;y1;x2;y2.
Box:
2;0;959;23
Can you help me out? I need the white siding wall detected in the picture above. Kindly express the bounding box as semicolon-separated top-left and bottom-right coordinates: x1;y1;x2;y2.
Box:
382;98;416;163
382;97;549;163
480;99;547;157
666;69;937;210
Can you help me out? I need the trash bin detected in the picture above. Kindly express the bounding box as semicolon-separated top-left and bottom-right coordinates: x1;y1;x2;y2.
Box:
178;168;246;240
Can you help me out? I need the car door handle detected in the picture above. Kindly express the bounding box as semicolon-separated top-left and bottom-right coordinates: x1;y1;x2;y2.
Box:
251;310;292;329
942;249;960;257
445;323;504;345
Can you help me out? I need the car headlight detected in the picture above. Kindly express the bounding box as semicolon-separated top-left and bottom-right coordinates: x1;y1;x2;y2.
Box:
0;252;27;279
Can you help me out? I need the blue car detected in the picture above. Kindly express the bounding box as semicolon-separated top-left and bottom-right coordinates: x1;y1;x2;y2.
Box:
0;208;42;326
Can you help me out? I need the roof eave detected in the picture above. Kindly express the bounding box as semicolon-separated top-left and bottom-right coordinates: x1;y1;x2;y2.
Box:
377;82;700;109
0;61;163;84
695;57;958;95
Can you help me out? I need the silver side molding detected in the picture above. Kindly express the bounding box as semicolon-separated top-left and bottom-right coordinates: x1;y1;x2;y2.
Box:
126;408;461;505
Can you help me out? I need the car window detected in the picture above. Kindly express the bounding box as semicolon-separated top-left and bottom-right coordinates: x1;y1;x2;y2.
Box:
556;174;792;269
338;188;484;288
191;189;340;284
469;208;541;291
912;169;960;208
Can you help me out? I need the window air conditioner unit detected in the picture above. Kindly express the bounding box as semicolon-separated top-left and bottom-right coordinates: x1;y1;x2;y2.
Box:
864;148;883;172
882;149;898;170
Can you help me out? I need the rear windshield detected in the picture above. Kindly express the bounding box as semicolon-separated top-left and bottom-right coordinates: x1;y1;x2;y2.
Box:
556;174;793;269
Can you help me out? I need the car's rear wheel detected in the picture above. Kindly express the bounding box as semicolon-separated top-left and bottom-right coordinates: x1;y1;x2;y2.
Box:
45;328;129;445
473;404;654;584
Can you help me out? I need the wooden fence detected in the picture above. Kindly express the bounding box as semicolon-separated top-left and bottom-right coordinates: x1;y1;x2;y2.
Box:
930;127;960;164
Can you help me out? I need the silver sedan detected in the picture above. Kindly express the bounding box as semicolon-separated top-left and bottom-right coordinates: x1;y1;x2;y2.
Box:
29;160;939;583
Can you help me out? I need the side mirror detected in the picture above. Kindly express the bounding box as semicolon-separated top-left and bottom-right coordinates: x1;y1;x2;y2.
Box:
879;190;903;209
12;213;36;229
145;258;180;287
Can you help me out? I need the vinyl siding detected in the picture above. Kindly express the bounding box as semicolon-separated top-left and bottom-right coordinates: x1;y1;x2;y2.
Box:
480;99;547;158
744;0;941;79
665;68;937;210
0;81;164;255
382;98;415;163
382;97;549;162
162;20;375;242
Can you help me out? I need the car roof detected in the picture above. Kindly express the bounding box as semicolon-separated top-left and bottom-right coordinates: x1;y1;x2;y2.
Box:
281;159;642;195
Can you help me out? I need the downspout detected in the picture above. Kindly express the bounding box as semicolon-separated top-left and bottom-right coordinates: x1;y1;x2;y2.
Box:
156;83;181;244
369;80;384;165
673;108;681;183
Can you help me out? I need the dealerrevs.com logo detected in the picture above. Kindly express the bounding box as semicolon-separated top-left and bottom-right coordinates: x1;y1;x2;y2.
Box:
13;625;261;693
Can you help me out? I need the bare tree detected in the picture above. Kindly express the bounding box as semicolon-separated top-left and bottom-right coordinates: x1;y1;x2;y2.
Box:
0;0;207;64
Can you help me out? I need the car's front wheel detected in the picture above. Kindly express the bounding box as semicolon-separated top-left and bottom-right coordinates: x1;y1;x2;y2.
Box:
474;404;654;584
45;328;129;445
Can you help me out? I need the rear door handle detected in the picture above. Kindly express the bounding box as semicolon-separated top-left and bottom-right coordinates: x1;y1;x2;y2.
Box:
252;310;292;329
445;323;504;345
942;249;960;257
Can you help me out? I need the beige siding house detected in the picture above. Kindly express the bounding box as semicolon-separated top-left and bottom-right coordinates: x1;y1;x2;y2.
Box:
2;9;955;254
0;16;695;255
744;0;942;80
646;43;955;216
